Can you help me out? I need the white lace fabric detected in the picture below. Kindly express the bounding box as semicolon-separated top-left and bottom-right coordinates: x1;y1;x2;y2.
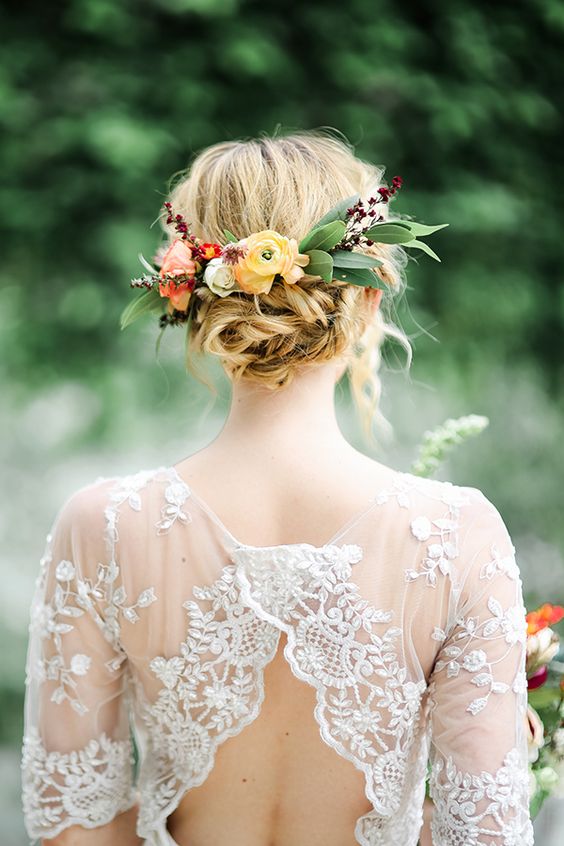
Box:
21;466;534;845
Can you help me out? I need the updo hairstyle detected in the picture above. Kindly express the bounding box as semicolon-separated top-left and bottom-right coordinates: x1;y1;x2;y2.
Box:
162;131;411;444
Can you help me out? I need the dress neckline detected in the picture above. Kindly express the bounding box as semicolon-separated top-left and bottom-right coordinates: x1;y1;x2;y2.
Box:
167;464;383;551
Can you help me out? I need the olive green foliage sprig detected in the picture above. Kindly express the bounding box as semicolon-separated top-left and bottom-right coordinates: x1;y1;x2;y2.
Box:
289;177;449;290
411;415;490;478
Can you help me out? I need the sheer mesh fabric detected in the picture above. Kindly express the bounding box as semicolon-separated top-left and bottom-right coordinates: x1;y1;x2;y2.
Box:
21;465;533;845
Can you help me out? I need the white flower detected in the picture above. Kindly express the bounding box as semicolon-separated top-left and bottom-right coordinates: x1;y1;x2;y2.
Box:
55;560;75;581
203;258;238;297
32;602;56;638
503;606;527;644
203;680;233;709
150;656;185;689
70;654;91;676
553;727;564;756
462;649;488;672
410;516;431;541
527;627;559;665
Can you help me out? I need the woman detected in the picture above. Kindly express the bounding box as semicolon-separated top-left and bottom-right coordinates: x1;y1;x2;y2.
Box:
21;132;533;845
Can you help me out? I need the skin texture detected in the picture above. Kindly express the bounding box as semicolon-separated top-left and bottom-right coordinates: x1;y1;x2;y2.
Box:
44;289;386;846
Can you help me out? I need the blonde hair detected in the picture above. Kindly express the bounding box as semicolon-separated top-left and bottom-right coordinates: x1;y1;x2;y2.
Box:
162;130;411;446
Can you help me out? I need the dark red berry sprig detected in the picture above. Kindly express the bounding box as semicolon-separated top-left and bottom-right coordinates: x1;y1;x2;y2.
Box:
163;201;204;258
341;176;403;249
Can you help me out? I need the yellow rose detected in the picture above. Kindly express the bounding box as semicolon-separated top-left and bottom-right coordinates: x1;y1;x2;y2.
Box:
235;230;310;294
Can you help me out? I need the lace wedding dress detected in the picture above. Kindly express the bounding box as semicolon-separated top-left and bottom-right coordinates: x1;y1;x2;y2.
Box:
21;465;534;845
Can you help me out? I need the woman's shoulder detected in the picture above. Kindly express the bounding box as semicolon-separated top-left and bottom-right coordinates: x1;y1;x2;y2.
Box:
51;464;177;532
379;467;515;568
379;464;500;515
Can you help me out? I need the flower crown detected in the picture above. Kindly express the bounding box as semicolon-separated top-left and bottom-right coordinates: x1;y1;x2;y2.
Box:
120;176;448;333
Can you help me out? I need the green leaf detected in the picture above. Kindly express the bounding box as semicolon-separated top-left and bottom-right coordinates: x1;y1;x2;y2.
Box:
529;786;549;820
407;239;442;262
120;288;163;330
299;220;346;253
332;266;384;289
304;249;334;282
363;223;416;244
527;686;562;710
223;229;238;243
138;252;157;274
331;250;383;269
313;194;360;227
398;221;449;237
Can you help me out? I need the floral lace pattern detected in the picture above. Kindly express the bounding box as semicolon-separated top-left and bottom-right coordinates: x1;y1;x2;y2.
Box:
21;470;158;842
21;466;533;846
22;727;135;840
430;748;534;845
134;561;281;834
234;543;428;819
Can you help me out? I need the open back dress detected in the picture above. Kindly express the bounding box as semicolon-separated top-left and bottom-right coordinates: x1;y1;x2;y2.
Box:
21;464;533;845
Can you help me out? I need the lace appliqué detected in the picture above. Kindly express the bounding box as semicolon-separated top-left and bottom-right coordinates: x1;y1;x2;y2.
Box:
156;478;193;534
21;727;135;840
479;543;520;581
26;474;159;717
22;471;160;840
133;562;281;836
429;747;534;846
101;471;160;641
404;478;470;588
234;543;428;821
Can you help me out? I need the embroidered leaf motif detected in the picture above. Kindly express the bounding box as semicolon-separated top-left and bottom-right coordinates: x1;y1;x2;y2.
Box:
483;619;501;636
467;696;488;714
471;673;493;687
488;596;503;618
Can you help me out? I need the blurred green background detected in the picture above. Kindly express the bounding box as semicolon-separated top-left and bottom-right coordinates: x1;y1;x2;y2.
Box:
2;0;563;842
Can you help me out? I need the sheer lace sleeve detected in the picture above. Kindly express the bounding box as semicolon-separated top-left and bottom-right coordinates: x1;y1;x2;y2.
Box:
427;489;534;845
21;481;136;841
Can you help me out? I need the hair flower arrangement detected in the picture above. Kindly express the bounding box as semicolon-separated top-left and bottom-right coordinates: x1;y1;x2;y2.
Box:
120;177;448;334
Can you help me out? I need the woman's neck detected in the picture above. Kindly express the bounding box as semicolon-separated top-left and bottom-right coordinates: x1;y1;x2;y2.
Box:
216;359;356;464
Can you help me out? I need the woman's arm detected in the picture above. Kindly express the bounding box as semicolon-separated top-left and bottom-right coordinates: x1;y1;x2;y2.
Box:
22;483;138;843
427;491;533;844
42;805;142;846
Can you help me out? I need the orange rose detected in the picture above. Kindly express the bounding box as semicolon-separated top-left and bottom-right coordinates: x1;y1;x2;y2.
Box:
158;239;197;312
165;281;194;313
234;230;310;295
159;239;196;279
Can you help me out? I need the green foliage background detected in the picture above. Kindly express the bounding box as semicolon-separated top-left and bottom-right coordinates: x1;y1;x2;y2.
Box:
1;1;563;841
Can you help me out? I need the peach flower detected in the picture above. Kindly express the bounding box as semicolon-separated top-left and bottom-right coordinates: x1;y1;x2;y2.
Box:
159;239;196;278
164;281;195;313
159;239;197;312
234;230;310;295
